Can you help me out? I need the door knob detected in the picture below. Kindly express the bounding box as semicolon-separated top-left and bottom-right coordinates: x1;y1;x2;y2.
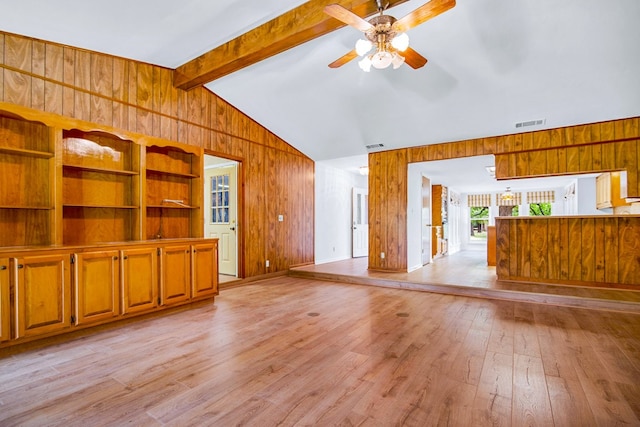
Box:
230;226;236;231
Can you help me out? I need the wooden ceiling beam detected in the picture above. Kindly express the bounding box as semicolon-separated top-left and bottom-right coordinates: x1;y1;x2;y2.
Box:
173;0;409;90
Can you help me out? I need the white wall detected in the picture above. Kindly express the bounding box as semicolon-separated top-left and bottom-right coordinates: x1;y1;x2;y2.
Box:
576;176;608;215
315;162;368;264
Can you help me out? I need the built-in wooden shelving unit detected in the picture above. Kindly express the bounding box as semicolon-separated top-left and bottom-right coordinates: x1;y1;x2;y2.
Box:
0;114;55;247
145;144;202;240
0;106;217;350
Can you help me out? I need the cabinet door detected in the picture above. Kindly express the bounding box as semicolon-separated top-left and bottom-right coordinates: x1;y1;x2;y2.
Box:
161;244;191;306
596;173;611;209
191;241;219;300
74;250;121;325
15;253;71;339
121;247;158;315
0;258;9;342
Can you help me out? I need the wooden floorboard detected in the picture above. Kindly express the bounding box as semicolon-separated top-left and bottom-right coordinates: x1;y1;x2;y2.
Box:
1;276;639;426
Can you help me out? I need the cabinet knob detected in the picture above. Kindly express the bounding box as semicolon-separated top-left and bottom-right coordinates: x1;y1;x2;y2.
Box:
113;256;118;260
17;264;24;269
0;265;6;270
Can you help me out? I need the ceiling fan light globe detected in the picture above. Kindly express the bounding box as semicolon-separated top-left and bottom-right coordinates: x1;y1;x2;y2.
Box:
355;39;373;56
358;56;372;72
371;51;393;69
391;53;405;69
391;33;409;52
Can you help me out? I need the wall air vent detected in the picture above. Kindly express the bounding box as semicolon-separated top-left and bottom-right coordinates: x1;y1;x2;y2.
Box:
365;143;384;150
515;119;545;129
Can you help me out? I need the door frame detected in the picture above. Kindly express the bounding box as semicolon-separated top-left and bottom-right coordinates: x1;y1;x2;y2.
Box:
204;150;244;279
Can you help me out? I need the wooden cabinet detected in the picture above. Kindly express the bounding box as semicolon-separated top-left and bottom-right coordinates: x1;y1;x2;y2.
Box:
62;129;141;245
596;171;628;209
74;250;121;325
1;108;206;245
191;241;219;300
145;144;202;240
0;115;55;247
0;106;218;350
160;244;192;306
14;253;71;339
0;258;9;342
121;247;158;315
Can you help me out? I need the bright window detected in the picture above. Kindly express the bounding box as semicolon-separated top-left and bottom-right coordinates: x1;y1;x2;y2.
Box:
211;174;230;223
470;206;489;238
529;202;552;216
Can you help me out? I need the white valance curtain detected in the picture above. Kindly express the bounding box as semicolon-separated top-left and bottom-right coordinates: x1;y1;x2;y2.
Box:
527;191;555;204
468;191;554;207
467;194;491;207
496;191;522;206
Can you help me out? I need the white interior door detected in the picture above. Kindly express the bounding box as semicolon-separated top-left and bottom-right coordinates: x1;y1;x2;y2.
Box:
352;187;369;258
205;163;237;276
422;176;432;265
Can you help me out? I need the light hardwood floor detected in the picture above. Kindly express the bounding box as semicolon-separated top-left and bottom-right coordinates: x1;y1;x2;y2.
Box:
1;276;639;426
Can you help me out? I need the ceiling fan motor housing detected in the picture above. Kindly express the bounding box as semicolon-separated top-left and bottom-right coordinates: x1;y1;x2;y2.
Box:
365;15;399;46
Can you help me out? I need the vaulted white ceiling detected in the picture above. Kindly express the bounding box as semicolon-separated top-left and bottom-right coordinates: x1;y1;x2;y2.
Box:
1;0;639;192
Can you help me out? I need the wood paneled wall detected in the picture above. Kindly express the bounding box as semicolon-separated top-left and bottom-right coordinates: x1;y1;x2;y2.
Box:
494;121;640;197
368;150;408;271
495;216;640;288
0;31;314;278
369;117;640;272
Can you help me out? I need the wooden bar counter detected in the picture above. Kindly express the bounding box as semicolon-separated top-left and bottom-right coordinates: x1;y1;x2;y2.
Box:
495;215;640;289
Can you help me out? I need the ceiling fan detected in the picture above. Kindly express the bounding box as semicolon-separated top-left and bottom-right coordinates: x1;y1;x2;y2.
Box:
324;0;456;71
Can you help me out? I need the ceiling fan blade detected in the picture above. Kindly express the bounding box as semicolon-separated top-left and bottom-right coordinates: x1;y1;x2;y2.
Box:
402;47;428;69
392;0;456;33
324;4;373;32
329;49;359;68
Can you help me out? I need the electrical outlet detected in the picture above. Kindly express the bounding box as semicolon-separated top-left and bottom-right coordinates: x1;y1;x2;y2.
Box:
266;260;270;267
278;214;284;222
380;252;385;259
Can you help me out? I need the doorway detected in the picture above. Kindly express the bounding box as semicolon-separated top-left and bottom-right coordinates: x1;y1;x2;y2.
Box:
352;187;368;258
421;175;432;265
204;155;238;279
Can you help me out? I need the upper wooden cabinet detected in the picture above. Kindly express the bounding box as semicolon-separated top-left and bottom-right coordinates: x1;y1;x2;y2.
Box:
0;114;55;247
145;144;202;240
62;130;142;245
596;171;628;209
0;107;205;245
